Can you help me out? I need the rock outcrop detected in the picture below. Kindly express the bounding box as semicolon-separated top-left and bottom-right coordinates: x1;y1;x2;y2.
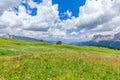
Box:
93;35;114;42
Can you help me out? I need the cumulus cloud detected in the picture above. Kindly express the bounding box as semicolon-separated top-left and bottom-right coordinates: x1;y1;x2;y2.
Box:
0;0;60;39
0;0;120;42
76;0;120;30
63;10;72;18
0;0;21;15
60;0;120;40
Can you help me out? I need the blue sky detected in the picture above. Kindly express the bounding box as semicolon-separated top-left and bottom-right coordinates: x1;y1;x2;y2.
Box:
52;0;86;19
20;0;86;19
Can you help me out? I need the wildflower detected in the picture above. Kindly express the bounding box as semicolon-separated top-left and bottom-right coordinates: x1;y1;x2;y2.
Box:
0;78;3;80
16;64;20;68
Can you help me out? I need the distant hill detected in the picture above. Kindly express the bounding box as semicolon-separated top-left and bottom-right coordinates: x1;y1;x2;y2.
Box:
12;35;39;41
3;34;40;41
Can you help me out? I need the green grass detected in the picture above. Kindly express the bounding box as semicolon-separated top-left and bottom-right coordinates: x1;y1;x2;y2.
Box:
0;38;120;80
0;38;120;56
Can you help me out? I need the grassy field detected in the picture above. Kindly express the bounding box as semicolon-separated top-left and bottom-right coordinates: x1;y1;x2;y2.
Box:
0;38;120;80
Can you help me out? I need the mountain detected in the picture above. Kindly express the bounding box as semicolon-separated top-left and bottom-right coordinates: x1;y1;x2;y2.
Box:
12;35;39;41
93;32;120;42
93;35;114;42
71;40;120;49
3;34;40;41
71;32;120;49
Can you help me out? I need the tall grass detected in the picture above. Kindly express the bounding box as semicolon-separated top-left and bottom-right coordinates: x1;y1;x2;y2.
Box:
0;52;119;80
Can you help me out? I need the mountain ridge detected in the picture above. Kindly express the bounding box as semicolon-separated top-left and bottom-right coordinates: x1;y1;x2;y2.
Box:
71;32;120;48
3;34;40;41
93;32;120;42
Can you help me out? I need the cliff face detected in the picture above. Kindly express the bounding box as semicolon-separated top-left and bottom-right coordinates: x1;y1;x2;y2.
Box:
93;32;120;42
71;32;120;48
93;35;114;42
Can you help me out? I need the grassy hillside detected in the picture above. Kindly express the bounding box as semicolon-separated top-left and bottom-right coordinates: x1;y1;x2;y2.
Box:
0;38;120;80
0;38;120;56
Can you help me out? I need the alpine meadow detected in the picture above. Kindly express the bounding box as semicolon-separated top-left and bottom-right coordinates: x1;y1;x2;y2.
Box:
0;0;120;80
0;38;119;80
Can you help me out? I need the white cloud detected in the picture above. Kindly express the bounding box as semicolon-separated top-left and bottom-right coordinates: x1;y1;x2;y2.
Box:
0;0;120;42
28;0;38;8
63;10;72;18
0;0;21;15
0;0;60;39
70;32;79;36
60;0;120;41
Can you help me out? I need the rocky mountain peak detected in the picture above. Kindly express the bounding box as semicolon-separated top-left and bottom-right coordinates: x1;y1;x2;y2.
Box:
93;32;120;42
93;34;114;42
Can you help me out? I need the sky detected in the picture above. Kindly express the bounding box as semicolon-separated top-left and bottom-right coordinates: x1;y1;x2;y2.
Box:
0;0;120;42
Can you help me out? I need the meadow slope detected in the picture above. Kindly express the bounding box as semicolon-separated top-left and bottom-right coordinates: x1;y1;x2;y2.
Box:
0;38;120;80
